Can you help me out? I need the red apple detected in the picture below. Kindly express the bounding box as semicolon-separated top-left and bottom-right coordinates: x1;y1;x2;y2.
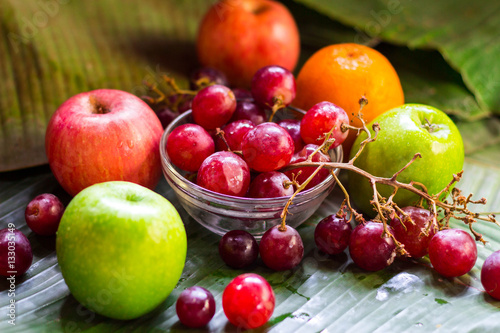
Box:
45;89;163;196
196;0;300;88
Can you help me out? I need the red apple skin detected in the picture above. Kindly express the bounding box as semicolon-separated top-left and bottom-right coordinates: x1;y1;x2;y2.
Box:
45;89;163;197
196;0;300;88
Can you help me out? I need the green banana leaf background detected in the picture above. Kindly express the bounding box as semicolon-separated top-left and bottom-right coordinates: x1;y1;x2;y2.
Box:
1;0;500;332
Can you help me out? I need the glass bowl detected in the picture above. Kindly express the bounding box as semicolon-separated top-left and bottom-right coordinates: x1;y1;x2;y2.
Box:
159;107;343;238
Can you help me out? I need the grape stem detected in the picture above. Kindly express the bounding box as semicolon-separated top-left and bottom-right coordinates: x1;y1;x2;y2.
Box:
281;98;497;246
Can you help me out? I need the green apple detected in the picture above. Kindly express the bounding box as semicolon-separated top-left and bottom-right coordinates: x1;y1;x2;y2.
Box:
56;181;187;320
348;104;464;216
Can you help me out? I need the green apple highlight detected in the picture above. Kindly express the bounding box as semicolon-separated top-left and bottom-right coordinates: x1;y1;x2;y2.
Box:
348;104;464;216
56;181;187;320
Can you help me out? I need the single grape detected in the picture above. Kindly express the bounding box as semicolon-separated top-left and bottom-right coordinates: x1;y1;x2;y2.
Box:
190;67;229;90
259;225;304;271
155;106;179;129
222;273;275;330
481;250;500;300
230;101;266;125
197;151;251;197
277;119;304;153
176;286;216;328
390;206;437;258
428;228;477;278
241;122;294;172
25;193;65;236
192;84;236;130
349;221;396;271
215;120;255;152
314;214;352;255
231;88;253;102
219;230;259;268
247;171;294;198
284;144;330;191
300;101;349;149
251;65;296;108
0;228;33;277
166;123;215;172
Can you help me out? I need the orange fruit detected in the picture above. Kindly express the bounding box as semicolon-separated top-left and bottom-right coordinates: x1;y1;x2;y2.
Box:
293;43;404;156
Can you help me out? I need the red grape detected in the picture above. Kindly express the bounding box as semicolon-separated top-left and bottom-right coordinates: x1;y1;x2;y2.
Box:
247;171;294;198
176;286;216;328
192;84;236;130
314;214;352;255
391;206;437;258
25;193;65;236
349;221;396;271
230;101;266;125
231;88;253;102
222;273;275;329
259;225;304;271
166;123;215;172
428;228;477;278
215;119;255;152
300;101;349;149
481;250;500;300
197;151;251;197
277;118;304;153
219;230;259;268
241;122;294;172
284;144;330;191
0;228;33;277
155;106;179;129
251;65;296;108
190;67;229;90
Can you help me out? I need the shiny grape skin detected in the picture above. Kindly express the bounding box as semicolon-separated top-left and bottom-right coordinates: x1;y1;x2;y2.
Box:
197;151;251;197
348;222;396;272
25;193;65;236
166;123;215;172
230;101;266;125
277;118;304;153
192;84;236;130
222;273;275;330
259;225;304;271
219;230;259;268
428;228;477;278
241;122;294;172
284;144;330;191
300;101;349;149
215;120;255;152
0;228;33;277
481;250;500;300
314;214;352;255
251;65;296;108
247;171;294;198
391;206;437;258
176;286;216;328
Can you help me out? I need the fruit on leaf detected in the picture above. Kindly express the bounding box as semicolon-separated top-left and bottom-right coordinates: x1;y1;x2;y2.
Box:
349;221;396;272
45;89;163;196
0;228;32;277
196;0;300;88
348;104;464;216
481;251;500;300
222;273;275;329
428;228;477;278
390;206;437;258
293;43;404;155
259;225;304;271
25;193;65;236
219;230;259;268
314;214;352;255
56;181;187;320
176;286;216;328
